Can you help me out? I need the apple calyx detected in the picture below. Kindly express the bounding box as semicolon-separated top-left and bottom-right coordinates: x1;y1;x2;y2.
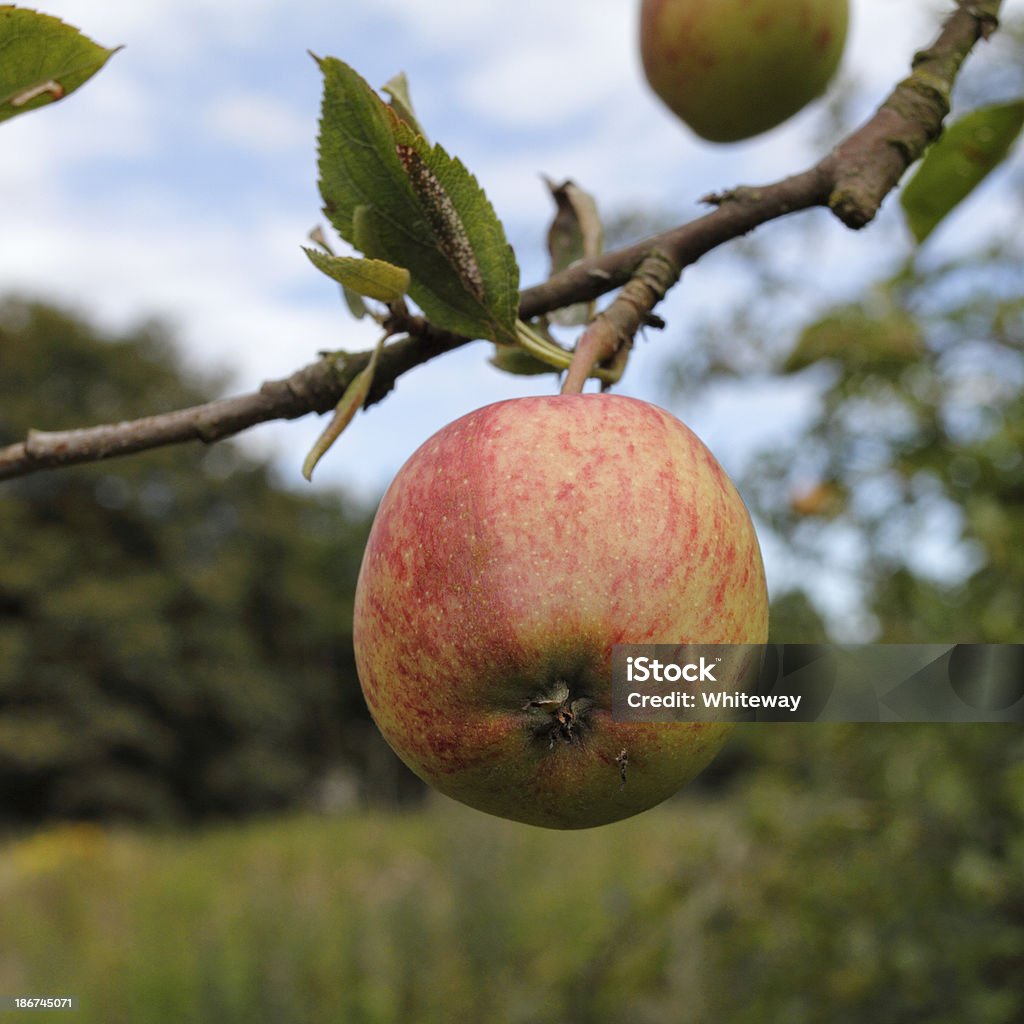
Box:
522;680;595;749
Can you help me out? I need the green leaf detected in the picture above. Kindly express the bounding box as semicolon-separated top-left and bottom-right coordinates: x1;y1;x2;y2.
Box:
901;100;1024;244
302;334;387;481
314;56;519;344
303;248;410;302
0;7;120;124
307;225;368;318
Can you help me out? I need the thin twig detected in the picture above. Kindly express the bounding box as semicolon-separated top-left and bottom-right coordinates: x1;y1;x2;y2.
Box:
0;1;1001;483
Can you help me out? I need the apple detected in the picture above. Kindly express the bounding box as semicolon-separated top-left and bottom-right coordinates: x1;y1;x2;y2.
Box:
639;0;849;143
353;394;768;828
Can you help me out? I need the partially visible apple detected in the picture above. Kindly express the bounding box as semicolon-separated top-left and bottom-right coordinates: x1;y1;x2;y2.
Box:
353;395;768;829
640;0;849;143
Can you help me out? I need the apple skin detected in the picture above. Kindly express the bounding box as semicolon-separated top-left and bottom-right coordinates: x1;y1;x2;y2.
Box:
353;394;768;829
640;0;849;143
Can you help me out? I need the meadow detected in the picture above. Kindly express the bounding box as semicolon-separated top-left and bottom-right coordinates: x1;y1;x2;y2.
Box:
3;725;1022;1024
5;799;722;1024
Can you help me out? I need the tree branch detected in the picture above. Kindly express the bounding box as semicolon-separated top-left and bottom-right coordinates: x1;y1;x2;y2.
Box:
560;249;682;395
0;1;1001;483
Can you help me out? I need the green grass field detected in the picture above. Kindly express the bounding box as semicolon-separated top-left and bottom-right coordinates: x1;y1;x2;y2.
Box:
1;798;727;1024
2;726;1022;1024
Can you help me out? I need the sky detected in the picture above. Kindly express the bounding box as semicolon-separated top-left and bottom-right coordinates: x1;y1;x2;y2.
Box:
2;0;1020;535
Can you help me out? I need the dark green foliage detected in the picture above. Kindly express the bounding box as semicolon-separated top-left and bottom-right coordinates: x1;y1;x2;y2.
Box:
0;298;416;823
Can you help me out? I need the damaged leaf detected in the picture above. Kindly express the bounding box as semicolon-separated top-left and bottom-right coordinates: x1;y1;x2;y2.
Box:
315;56;519;344
302;334;387;481
1;7;120;124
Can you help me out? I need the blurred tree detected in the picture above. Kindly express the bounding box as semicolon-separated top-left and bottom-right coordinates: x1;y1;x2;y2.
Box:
658;17;1024;805
758;240;1024;642
0;298;420;823
662;15;1024;644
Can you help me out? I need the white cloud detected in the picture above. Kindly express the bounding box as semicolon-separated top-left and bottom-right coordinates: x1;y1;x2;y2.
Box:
203;92;310;152
31;0;286;62
452;3;635;128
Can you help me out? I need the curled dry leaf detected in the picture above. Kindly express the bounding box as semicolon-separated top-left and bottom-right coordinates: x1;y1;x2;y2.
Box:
544;177;603;327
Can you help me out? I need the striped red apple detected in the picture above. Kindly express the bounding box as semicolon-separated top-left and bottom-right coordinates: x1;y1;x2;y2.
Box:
353;394;768;828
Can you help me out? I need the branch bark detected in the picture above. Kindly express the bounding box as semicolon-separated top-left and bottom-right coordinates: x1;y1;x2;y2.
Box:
0;1;1002;483
560;250;681;395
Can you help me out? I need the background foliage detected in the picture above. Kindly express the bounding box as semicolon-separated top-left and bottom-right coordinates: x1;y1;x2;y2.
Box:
0;299;422;822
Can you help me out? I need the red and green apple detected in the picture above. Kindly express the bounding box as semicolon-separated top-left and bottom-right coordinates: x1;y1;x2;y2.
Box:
353;394;768;828
640;0;849;143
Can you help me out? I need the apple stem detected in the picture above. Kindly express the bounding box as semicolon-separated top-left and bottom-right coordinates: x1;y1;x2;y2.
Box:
560;320;620;395
560;249;681;395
